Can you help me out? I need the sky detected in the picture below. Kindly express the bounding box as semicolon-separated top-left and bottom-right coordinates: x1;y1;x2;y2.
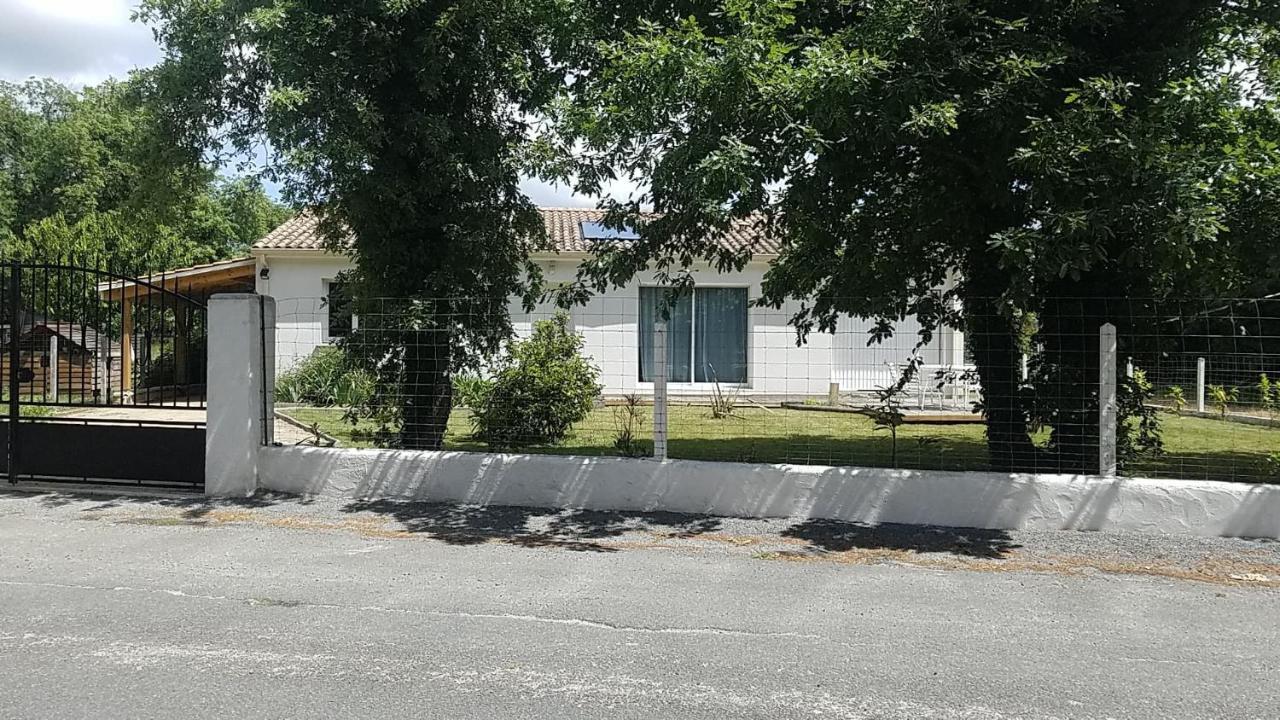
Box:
0;0;612;208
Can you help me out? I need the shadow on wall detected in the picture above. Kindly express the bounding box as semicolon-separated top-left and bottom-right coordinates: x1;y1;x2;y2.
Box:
1224;485;1280;539
255;445;1280;538
256;447;1069;532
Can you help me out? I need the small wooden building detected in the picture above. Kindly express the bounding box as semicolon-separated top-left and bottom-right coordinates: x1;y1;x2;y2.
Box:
0;319;118;403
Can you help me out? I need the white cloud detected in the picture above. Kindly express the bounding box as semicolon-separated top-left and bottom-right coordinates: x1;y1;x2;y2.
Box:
520;175;647;210
0;0;159;85
521;178;600;208
15;0;135;26
0;0;624;208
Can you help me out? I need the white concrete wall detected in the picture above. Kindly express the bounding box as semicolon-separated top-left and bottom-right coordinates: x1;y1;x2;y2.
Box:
256;253;355;372
257;445;1280;539
206;294;275;497
257;250;961;396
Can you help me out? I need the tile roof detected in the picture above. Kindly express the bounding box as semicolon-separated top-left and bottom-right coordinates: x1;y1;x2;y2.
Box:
253;212;342;250
253;208;779;256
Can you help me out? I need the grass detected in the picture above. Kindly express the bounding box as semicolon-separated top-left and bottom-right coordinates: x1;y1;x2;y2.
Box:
282;405;1280;483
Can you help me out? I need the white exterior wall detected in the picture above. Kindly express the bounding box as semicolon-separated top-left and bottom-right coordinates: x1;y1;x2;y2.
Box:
256;252;355;372
256;249;961;396
511;259;835;397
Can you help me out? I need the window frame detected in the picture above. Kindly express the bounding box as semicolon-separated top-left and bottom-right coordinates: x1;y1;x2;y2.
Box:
638;284;750;388
322;278;358;343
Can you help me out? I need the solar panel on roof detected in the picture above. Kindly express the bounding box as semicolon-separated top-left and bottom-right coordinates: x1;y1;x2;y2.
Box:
580;221;639;241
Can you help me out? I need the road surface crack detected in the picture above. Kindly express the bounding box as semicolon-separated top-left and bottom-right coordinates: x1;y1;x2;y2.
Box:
0;579;866;650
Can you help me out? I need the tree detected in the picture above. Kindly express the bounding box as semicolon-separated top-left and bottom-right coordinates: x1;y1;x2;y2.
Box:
558;0;1280;472
0;78;286;272
138;0;580;449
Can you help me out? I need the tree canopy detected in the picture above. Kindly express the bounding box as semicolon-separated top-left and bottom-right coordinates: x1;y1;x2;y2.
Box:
557;0;1280;471
138;0;583;448
0;77;287;273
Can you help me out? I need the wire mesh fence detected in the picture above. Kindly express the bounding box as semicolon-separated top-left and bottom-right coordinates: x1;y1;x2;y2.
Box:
267;295;1280;484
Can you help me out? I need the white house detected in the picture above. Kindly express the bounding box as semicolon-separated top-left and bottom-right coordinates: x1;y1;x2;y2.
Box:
251;208;967;400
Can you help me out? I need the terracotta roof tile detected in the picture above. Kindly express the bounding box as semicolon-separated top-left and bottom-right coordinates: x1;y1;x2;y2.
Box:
253;212;340;250
254;208;779;256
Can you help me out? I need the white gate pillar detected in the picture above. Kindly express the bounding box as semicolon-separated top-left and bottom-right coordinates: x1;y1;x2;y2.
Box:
206;294;275;496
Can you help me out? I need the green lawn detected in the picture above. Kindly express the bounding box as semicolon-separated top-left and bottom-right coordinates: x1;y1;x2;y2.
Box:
282;405;1280;483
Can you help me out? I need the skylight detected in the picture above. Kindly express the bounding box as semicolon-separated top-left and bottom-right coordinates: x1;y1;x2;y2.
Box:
580;221;640;241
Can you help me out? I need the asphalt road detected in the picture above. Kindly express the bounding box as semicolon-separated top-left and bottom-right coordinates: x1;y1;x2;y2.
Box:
1;488;1278;719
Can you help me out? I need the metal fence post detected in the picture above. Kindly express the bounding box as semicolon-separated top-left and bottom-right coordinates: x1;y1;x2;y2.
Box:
48;334;58;404
1098;323;1118;477
8;262;20;483
653;320;668;462
1196;357;1206;413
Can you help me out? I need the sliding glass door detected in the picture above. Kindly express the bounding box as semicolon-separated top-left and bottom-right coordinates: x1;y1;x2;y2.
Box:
640;287;748;384
639;288;692;382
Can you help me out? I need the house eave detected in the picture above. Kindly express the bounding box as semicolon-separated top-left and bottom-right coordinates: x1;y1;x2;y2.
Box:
251;246;779;265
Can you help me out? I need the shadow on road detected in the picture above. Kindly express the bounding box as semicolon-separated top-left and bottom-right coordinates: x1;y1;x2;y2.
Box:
5;487;1018;559
15;488;298;517
340;500;722;552
782;518;1021;559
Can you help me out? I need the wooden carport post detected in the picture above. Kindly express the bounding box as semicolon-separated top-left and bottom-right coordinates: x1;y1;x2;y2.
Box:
174;304;191;387
120;286;134;399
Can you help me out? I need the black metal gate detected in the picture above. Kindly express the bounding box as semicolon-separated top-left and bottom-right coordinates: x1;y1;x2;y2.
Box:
1;261;207;491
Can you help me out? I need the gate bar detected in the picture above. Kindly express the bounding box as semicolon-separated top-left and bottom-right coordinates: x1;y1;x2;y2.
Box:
8;261;20;482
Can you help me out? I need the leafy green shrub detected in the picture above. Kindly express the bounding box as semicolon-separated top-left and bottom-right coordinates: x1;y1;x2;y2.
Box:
472;312;601;449
1207;384;1238;419
452;374;494;409
869;360;916;469
1164;385;1186;415
275;346;374;407
1118;368;1162;467
139;352;177;388
1259;374;1278;419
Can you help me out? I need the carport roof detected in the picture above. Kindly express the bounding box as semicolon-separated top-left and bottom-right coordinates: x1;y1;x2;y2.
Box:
97;257;257;302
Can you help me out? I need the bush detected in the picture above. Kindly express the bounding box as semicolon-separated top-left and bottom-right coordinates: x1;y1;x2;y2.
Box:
1260;374;1278;419
275;346;374;407
1118;368;1162;468
472;312;601;449
452;374;494;409
138;352;177;389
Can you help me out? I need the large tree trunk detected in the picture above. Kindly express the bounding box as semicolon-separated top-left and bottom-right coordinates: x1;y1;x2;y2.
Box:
398;323;454;450
962;296;1039;472
1036;297;1108;474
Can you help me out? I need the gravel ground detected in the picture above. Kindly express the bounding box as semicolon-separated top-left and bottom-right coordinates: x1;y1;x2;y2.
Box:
4;487;1278;587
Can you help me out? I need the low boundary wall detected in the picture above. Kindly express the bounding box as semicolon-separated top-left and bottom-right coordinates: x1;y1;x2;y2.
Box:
257;445;1280;538
209;294;1280;540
